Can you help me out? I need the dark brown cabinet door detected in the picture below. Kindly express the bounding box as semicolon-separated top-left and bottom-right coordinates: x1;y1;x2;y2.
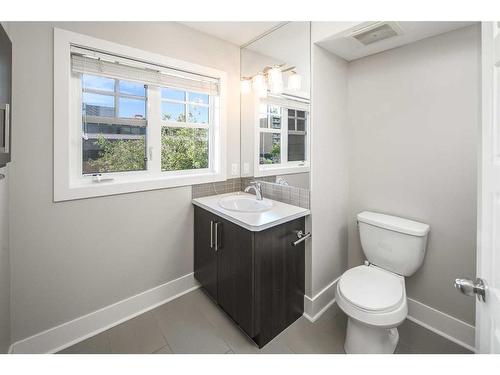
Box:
194;206;305;348
0;25;12;167
216;217;254;337
253;217;305;347
194;207;217;300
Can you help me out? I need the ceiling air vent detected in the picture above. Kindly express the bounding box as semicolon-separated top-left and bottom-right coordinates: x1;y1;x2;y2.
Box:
350;22;403;46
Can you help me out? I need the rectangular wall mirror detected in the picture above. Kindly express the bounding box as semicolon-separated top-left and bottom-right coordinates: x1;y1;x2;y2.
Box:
240;22;311;206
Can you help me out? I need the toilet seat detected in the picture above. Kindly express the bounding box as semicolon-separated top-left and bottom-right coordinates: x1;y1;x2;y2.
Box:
335;265;408;328
338;265;404;312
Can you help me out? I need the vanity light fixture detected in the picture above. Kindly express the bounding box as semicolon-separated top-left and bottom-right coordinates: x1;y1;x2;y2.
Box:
252;73;268;98
242;64;299;96
287;71;302;91
268;66;284;94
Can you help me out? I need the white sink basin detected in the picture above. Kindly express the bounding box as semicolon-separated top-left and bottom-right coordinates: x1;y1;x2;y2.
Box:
218;195;273;212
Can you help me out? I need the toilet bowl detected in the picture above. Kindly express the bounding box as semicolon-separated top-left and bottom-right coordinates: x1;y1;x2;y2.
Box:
335;264;407;353
337;211;430;354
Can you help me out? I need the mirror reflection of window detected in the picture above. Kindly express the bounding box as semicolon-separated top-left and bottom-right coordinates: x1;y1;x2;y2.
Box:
257;103;308;166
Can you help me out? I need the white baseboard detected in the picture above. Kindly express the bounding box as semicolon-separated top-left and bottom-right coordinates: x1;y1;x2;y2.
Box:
303;277;340;322
7;272;475;354
9;273;200;354
407;298;475;352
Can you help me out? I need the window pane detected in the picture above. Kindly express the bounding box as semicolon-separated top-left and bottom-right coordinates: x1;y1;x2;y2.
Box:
270;115;281;129
188;92;209;105
161;127;209;171
83;93;115;117
84;123;146;136
297;110;306;118
119;81;146;97
162;102;186;122
82;126;146;174
288;109;296;117
288;117;296;131
161;88;185;101
259;114;268;129
188;104;209;124
288;134;306;162
296;118;305;131
119;97;146;119
260;133;281;164
82;74;115;92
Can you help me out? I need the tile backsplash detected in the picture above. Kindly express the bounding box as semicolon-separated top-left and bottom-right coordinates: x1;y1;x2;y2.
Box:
192;178;242;198
192;177;310;209
241;177;310;209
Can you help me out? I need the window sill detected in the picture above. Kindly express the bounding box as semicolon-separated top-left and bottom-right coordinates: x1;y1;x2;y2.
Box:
254;163;310;177
55;170;226;202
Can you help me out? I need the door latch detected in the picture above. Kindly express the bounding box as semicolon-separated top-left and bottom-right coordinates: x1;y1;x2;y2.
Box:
454;277;486;302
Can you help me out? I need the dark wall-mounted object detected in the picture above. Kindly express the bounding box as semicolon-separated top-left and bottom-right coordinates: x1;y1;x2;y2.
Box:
194;206;305;348
0;24;12;168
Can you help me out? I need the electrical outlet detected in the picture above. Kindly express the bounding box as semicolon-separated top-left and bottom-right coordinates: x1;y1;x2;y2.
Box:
231;163;239;176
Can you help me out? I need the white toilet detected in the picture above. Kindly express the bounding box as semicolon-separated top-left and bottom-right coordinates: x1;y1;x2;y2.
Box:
336;211;430;354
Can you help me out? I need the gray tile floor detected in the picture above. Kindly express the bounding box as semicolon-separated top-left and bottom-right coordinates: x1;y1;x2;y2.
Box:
59;288;471;354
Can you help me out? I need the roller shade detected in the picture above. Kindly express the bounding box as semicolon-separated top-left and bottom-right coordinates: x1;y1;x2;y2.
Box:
71;47;219;96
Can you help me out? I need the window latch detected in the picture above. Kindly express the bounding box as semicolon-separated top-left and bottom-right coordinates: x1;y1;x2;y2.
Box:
91;174;114;183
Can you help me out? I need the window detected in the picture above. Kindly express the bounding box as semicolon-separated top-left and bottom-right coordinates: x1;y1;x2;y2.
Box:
161;88;210;171
54;29;227;201
287;109;307;162
255;100;309;176
82;74;147;174
259;105;282;164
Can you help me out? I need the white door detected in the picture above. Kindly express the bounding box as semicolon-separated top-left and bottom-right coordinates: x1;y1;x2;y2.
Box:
477;21;500;353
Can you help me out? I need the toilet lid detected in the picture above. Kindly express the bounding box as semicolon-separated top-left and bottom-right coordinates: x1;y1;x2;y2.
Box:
338;265;404;312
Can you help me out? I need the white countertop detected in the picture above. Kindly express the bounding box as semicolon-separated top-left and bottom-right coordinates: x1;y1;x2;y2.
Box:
192;192;310;232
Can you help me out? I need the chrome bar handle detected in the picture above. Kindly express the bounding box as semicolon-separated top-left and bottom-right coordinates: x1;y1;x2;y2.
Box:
214;221;219;251
292;230;311;246
4;104;9;153
1;104;9;153
210;220;214;248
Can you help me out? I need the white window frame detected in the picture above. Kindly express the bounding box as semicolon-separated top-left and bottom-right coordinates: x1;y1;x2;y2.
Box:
54;28;227;201
254;97;310;177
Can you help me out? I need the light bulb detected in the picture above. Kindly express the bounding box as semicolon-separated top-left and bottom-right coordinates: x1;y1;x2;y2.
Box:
268;66;283;94
240;79;251;94
287;72;302;91
252;73;267;98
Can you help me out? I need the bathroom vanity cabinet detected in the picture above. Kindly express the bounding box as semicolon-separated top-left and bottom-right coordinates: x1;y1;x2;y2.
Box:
193;205;305;348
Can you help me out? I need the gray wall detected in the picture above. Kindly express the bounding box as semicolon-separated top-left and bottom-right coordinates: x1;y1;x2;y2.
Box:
309;45;349;296
0;165;10;352
7;22;240;342
347;25;480;324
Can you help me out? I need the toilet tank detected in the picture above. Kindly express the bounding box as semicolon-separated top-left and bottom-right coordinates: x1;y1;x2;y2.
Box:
357;211;430;276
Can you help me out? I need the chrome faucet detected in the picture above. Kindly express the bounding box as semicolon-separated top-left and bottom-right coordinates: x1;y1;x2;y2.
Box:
244;181;263;200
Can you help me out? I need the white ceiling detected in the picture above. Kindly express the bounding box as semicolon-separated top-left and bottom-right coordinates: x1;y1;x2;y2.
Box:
318;21;477;61
181;21;478;62
180;22;283;46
